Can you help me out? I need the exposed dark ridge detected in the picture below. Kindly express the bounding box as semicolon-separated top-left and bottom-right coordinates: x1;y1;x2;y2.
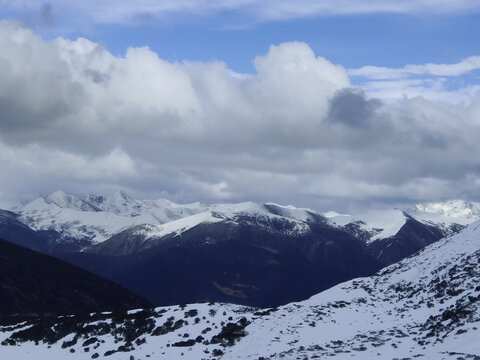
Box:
0;238;151;316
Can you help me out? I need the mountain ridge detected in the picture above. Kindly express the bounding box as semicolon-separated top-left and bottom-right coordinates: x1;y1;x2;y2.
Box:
3;191;479;308
15;190;480;252
1;219;479;359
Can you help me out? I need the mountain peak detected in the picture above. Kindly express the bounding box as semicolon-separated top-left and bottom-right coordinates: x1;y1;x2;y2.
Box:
114;190;134;200
44;190;69;204
48;189;68;198
89;190;142;215
41;191;100;212
413;199;480;220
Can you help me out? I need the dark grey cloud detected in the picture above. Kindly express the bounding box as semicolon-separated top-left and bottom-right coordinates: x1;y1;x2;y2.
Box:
326;88;380;128
84;69;111;84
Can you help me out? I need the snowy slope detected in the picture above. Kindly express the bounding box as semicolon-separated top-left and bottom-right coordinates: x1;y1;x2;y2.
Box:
226;219;480;359
325;208;408;243
133;202;316;242
19;191;210;245
89;202;324;256
1;219;480;359
325;200;480;244
130;211;228;239
17;192;321;247
405;200;480;228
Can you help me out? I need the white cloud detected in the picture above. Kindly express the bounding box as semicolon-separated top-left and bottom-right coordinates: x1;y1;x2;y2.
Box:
0;141;146;208
360;79;480;104
0;144;140;181
349;56;480;80
4;0;480;25
348;56;480;104
1;20;480;211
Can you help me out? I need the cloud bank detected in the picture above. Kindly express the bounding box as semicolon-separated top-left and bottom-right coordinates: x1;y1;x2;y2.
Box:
0;20;480;210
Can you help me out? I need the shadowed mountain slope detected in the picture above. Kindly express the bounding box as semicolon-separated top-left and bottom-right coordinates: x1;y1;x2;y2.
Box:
0;210;49;253
61;217;381;307
0;238;151;316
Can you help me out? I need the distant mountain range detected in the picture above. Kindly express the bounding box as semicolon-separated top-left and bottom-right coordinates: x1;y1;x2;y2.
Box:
2;191;479;307
14;191;478;259
2;213;479;359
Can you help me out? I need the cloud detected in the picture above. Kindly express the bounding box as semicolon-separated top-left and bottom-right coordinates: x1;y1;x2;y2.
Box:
326;88;381;128
358;79;480;104
348;56;480;104
0;141;146;208
0;20;480;211
0;26;349;152
4;0;480;25
349;56;480;79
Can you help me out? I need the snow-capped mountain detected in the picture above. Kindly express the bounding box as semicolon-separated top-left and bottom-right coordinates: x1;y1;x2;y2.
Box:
2;219;479;359
91;201;323;256
17;191;325;252
10;190;479;276
78;208;380;307
322;202;479;266
405;200;480;234
325;200;480;244
8;190;480;308
16;190;480;253
413;199;480;220
18;191;210;248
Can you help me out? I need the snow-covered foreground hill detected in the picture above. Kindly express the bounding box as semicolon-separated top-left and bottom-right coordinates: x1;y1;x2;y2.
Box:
2;220;480;359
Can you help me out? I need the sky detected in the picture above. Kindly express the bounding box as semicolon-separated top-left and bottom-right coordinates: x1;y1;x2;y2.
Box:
0;1;480;211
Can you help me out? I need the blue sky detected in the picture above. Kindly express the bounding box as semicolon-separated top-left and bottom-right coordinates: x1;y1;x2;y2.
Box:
0;1;480;210
91;13;480;76
2;1;480;73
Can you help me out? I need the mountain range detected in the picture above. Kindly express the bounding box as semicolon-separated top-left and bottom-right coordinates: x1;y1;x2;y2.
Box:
1;212;479;359
2;191;480;307
16;191;479;254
